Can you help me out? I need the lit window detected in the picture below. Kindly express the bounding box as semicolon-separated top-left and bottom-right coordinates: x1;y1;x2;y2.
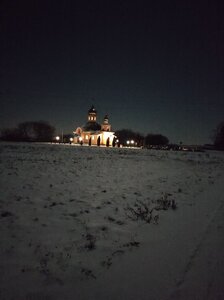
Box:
92;136;94;140
86;135;88;139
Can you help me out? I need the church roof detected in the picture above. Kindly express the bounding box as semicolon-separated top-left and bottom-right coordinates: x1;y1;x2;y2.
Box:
82;121;101;131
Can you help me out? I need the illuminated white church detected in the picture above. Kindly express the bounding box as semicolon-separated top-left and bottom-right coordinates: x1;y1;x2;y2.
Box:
73;106;116;146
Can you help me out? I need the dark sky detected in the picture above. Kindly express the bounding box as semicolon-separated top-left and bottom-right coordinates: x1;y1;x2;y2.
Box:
1;0;224;144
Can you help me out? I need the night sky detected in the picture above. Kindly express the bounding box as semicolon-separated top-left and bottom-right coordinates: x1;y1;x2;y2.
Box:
1;0;224;144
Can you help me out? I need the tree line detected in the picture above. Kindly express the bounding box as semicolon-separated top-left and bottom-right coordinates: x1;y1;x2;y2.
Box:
1;121;224;150
115;129;169;147
115;121;224;150
0;123;168;146
0;121;55;142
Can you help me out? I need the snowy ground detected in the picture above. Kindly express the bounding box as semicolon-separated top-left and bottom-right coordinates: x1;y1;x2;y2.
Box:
0;142;224;300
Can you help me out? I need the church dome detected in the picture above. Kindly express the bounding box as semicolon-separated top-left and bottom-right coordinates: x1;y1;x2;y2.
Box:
82;121;101;131
88;105;97;114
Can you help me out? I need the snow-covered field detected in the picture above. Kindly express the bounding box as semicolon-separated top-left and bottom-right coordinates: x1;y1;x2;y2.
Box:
0;142;224;300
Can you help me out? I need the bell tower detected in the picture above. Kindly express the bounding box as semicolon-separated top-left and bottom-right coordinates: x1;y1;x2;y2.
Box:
101;115;111;131
88;105;97;122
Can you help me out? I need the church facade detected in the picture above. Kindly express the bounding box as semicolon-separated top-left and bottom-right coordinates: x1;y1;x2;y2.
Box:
73;106;116;146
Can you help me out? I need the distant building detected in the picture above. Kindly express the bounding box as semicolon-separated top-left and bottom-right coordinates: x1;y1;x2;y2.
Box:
73;106;116;146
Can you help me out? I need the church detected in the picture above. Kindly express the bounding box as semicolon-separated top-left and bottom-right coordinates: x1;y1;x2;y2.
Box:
73;106;116;146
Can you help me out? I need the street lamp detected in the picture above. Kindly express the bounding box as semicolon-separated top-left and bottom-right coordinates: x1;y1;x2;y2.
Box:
55;136;60;143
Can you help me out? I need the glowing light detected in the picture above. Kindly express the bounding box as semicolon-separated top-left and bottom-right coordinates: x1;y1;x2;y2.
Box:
116;139;119;143
69;137;73;142
127;140;130;144
79;137;82;141
131;140;134;144
56;136;60;141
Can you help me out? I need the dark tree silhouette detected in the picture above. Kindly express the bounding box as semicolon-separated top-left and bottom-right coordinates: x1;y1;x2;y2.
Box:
112;137;116;147
32;121;55;142
144;134;169;146
62;134;74;143
97;136;101;146
213;121;224;150
0;128;22;141
115;129;144;147
0;121;55;142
